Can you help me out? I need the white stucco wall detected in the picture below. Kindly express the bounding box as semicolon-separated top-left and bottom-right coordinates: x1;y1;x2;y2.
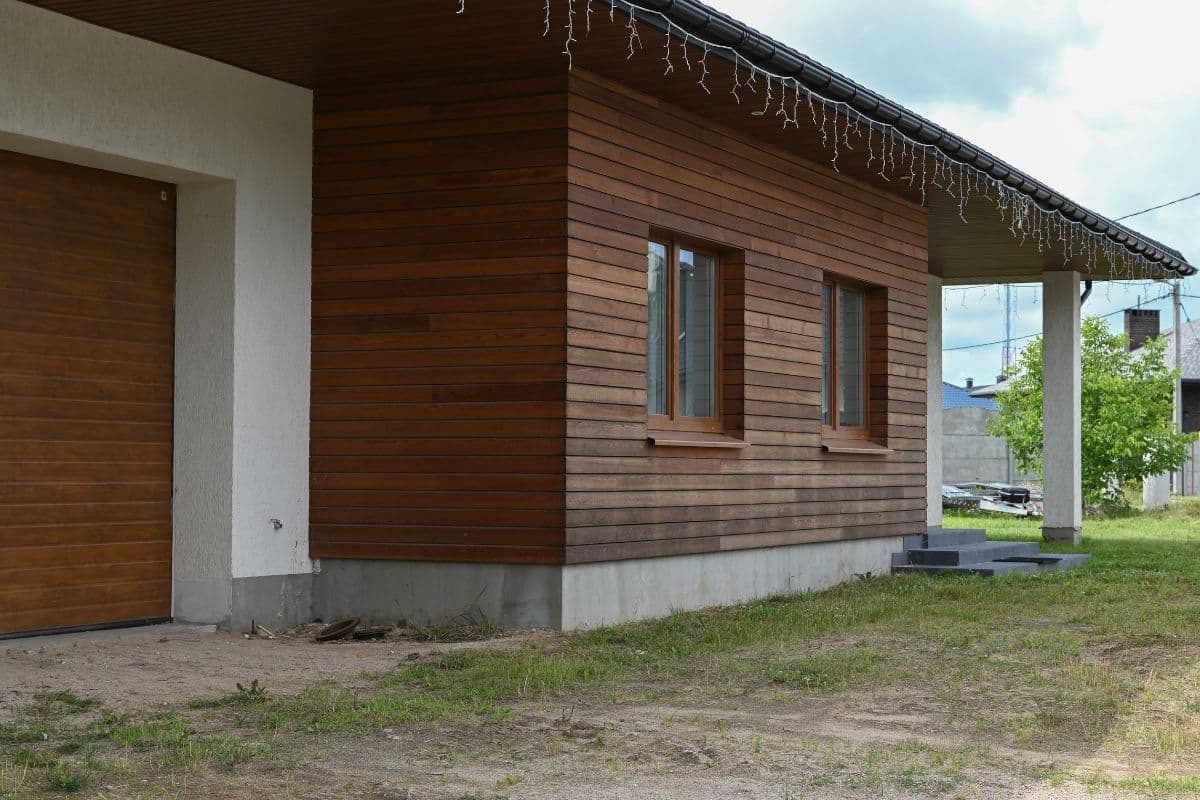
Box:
0;0;314;619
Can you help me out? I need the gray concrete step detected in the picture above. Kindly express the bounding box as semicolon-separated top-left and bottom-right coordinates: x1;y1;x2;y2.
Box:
926;528;988;548
893;560;1039;577
907;540;1042;567
996;552;1092;572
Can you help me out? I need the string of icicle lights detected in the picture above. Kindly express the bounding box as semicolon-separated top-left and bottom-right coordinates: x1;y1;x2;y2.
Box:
455;0;1182;282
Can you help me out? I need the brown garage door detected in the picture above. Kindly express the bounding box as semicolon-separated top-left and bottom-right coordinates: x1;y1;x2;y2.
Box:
0;149;175;637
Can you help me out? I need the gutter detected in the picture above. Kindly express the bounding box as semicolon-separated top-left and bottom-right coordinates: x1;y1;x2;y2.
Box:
632;0;1196;278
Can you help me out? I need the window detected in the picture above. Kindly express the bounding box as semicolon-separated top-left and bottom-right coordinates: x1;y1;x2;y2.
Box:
647;238;720;432
821;278;868;436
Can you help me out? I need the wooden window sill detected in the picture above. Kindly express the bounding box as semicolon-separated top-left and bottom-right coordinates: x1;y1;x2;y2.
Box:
647;431;749;450
821;440;893;456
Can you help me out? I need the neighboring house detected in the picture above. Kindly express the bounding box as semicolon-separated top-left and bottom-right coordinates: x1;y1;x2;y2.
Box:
941;379;1029;485
1129;312;1200;495
0;0;1193;638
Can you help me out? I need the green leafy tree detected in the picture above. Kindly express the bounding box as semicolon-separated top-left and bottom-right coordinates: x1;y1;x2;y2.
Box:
989;315;1195;506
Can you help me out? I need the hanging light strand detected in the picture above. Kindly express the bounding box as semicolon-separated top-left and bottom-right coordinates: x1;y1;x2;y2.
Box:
455;0;1186;283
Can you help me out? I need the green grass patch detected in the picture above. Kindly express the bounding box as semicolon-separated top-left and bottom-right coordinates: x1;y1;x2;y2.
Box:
41;761;87;793
1090;773;1200;795
194;500;1200;757
5;499;1200;796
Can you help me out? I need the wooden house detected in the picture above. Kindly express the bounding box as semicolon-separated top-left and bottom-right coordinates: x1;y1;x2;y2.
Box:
0;0;1192;635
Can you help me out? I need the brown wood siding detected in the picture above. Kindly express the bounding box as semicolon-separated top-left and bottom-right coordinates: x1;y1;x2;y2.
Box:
0;149;175;635
564;71;929;563
309;74;570;564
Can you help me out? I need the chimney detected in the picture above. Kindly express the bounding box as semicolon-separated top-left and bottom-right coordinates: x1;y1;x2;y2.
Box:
1125;308;1160;351
965;377;974;389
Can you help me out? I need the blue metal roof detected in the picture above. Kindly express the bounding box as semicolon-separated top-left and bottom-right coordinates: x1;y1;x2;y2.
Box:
943;382;999;411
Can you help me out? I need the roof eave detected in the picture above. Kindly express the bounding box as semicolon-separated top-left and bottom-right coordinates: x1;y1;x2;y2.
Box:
636;0;1196;278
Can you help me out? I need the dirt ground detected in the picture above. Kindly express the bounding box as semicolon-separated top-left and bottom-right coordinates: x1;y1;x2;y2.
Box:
1;624;1178;799
0;624;547;715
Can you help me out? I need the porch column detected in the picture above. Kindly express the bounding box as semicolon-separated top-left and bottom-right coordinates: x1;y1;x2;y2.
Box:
927;275;944;532
1042;270;1083;544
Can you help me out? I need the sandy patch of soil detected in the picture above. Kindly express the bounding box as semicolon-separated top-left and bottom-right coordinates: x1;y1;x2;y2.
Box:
1;625;1191;799
0;623;547;715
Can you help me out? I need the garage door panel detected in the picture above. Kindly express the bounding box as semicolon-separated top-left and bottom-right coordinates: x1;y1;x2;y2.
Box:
0;308;171;345
0;190;175;235
0;522;169;548
0;395;172;423
0;150;174;636
0;227;172;276
0;288;173;325
1;581;172;615
0;481;171;505
0;440;171;462
0;418;170;442
1;500;169;526
0;540;170;570
0;210;175;258
0;595;171;636
1;564;170;592
0;249;173;293
0;460;169;483
0;330;170;365
0;375;173;405
0;353;172;385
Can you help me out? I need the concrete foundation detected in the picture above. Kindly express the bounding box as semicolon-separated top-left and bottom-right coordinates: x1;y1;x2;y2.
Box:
313;561;564;630
560;537;904;630
312;536;903;631
172;580;233;626
230;574;314;635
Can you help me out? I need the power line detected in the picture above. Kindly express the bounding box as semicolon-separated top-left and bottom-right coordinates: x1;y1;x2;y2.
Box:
945;290;1178;351
1115;189;1200;221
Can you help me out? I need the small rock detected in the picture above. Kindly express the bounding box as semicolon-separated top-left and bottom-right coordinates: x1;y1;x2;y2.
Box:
405;652;420;661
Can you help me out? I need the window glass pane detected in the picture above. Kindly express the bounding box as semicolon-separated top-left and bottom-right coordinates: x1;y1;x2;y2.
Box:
678;249;716;418
821;284;832;426
838;286;865;428
647;242;669;415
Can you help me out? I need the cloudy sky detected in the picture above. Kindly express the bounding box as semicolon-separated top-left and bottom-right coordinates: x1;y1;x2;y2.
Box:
703;0;1200;386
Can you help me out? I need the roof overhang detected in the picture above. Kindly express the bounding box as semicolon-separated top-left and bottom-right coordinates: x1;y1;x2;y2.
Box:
21;0;1194;282
634;0;1193;282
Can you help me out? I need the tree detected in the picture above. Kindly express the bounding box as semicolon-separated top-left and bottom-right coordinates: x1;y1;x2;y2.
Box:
988;315;1195;506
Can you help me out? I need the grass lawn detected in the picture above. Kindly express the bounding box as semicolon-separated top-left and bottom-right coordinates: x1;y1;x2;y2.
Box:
4;501;1200;798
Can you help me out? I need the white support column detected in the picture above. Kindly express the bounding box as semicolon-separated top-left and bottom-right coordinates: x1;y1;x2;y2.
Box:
1042;271;1083;544
927;275;944;532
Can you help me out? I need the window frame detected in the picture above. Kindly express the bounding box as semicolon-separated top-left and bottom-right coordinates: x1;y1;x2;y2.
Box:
821;275;871;441
646;235;724;435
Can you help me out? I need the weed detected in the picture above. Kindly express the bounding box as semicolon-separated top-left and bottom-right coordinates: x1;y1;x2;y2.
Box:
34;692;100;713
42;761;88;793
187;678;269;709
407;607;502;643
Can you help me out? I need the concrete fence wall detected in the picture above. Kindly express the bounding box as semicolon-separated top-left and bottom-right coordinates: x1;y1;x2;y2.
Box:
1183;440;1200;497
943;406;1036;486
